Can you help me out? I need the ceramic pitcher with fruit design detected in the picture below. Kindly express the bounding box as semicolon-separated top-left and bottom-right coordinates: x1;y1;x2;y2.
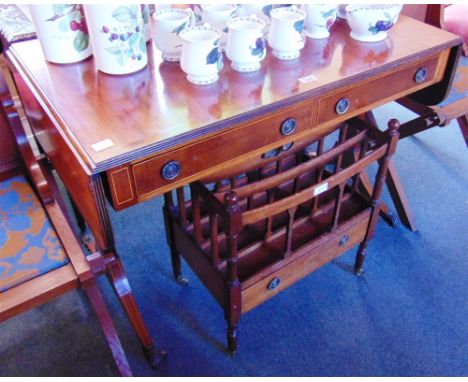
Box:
29;4;92;64
84;4;147;75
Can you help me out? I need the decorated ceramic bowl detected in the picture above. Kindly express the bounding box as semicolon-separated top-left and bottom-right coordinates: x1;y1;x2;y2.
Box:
346;4;402;42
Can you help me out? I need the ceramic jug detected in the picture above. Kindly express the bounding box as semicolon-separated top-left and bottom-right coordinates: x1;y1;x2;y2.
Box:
226;15;266;72
153;7;195;62
84;4;147;75
29;4;93;64
268;6;306;60
179;23;223;85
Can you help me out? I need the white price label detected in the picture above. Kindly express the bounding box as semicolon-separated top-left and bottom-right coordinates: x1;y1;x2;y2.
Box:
313;182;329;197
91;138;114;152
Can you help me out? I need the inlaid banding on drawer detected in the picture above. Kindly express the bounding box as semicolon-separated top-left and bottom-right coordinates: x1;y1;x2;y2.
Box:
132;101;318;199
109;167;134;205
317;55;441;124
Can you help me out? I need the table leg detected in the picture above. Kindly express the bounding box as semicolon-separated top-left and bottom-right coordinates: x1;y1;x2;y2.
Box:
355;167;399;228
362;111;417;231
457;114;468;147
105;255;167;368
86;175;167;368
384;160;417;232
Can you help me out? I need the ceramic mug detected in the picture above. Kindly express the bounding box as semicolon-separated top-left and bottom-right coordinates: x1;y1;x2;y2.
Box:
153;8;195;62
201;4;237;50
303;4;337;39
84;4;147;75
236;4;272;38
226;15;266;72
29;4;93;64
179;23;223;85
268;6;306;60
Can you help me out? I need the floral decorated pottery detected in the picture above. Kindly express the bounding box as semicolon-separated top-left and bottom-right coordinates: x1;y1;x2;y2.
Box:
29;4;92;64
153;8;195;62
226;15;266;72
268;6;306;60
84;4;147;75
201;4;237;51
236;4;272;38
346;4;402;42
180;23;223;85
303;4;337;39
337;4;348;19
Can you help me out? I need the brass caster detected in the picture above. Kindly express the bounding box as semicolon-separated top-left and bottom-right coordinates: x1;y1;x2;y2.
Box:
143;346;167;369
381;210;399;228
176;275;189;286
355;267;365;276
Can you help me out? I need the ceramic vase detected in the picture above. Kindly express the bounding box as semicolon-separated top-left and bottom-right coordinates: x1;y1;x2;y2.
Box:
29;4;93;64
84;4;147;75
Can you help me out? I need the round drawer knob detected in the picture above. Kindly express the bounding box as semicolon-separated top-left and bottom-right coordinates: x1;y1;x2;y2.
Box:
267;277;281;291
414;67;427;83
339;234;349;247
161;160;181;180
280;118;296;136
335;98;350;115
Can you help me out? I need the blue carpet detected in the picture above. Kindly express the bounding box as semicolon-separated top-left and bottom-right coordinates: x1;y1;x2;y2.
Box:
0;101;467;377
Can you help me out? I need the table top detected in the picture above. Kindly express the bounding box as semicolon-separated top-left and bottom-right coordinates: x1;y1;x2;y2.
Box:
7;15;461;173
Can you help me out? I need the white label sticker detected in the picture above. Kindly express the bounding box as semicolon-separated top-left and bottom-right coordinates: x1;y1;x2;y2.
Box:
91;138;114;152
313;182;329;197
299;74;318;83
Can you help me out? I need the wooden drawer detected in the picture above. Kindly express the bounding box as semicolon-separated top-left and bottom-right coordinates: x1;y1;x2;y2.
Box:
318;55;441;124
107;100;318;209
241;209;371;313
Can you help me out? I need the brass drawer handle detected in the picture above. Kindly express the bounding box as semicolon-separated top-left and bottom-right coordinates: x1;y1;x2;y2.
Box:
414;67;427;83
280;118;296;136
335;98;350;115
339;234;349;247
161;160;181;180
267;277;281;290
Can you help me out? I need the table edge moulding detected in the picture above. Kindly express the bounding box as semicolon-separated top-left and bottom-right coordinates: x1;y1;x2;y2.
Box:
4;16;462;176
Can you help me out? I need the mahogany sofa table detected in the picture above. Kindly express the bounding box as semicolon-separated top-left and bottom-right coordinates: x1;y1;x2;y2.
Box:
1;15;462;361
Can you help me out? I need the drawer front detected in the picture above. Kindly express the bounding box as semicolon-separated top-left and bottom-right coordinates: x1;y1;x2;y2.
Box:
241;210;370;313
318;55;441;124
127;101;318;200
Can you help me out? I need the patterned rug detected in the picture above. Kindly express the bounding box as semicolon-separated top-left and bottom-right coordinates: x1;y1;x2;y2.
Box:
0;175;67;292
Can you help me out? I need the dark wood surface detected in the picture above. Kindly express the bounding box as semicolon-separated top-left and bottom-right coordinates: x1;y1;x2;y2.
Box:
165;119;400;352
0;72;18;174
6;16;461;174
